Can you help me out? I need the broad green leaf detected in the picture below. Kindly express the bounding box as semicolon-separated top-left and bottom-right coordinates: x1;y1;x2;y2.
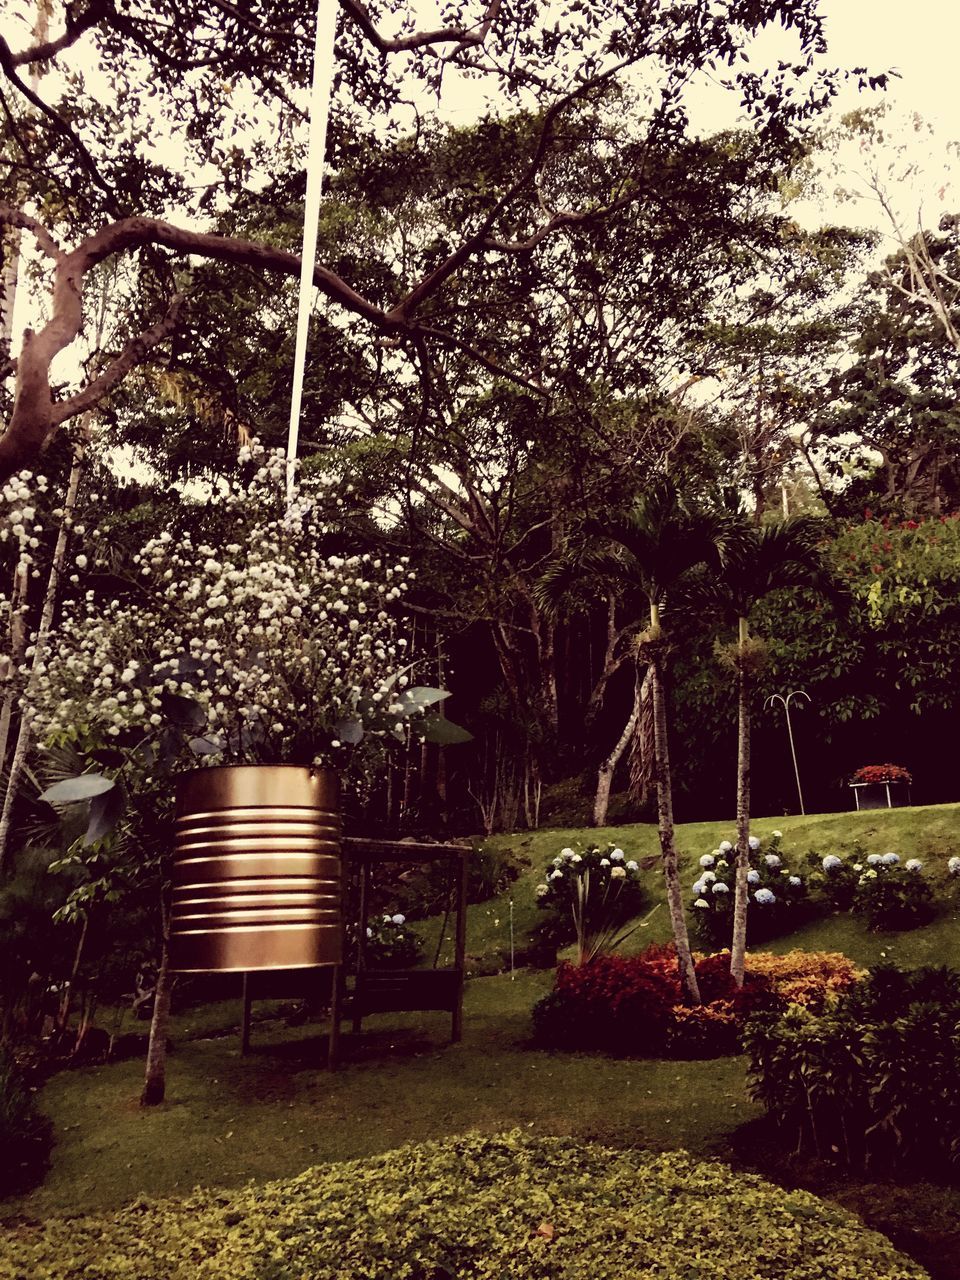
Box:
84;785;125;845
40;774;116;805
160;691;207;729
396;686;450;716
420;716;473;745
335;717;364;745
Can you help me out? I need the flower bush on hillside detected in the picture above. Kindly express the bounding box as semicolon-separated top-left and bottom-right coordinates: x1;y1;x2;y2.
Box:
535;843;646;964
690;832;808;947
816;847;934;931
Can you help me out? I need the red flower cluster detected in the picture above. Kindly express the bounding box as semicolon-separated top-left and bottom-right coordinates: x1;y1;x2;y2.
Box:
851;764;912;785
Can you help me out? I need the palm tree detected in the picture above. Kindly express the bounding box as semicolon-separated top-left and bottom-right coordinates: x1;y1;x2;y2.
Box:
705;515;839;987
539;481;726;1002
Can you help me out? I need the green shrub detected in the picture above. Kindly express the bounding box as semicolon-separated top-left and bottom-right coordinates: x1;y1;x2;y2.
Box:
816;849;935;930
0;1131;927;1279
691;832;810;947
532;947;858;1059
361;913;423;968
745;965;960;1176
0;1048;52;1198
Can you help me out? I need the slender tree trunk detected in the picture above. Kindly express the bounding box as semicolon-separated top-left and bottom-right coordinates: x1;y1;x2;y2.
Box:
647;605;700;1004
0;556;29;776
0;442;85;869
593;666;640;826
56;912;90;1035
730;616;751;988
141;907;173;1107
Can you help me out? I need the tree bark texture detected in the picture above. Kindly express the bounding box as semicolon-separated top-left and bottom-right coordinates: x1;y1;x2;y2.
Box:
593;665;641;826
649;649;701;1004
729;617;752;988
140;928;172;1107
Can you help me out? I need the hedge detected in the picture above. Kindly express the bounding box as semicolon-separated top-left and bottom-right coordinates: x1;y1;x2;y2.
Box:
0;1131;927;1279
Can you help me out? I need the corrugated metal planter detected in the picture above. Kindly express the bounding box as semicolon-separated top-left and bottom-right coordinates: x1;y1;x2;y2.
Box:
170;765;341;972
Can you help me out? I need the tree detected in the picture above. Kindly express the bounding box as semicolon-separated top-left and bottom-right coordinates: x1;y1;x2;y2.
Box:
0;0;881;480
540;482;726;1001
700;514;836;986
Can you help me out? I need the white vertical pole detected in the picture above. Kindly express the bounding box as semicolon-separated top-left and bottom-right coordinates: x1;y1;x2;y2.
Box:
285;1;338;510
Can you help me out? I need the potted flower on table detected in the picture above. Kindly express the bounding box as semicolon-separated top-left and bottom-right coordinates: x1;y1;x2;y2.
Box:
848;764;912;811
25;446;471;1101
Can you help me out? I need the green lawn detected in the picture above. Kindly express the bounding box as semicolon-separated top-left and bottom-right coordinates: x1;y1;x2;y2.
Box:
5;803;960;1278
4;969;753;1219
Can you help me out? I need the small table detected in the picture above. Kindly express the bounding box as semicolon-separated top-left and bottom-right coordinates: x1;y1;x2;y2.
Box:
849;781;911;811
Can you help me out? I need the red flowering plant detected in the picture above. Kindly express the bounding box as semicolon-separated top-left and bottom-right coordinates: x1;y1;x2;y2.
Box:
532;946;862;1059
851;764;912;786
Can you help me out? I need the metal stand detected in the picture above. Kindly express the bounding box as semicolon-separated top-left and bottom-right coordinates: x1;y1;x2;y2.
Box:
341;838;471;1051
236;837;470;1069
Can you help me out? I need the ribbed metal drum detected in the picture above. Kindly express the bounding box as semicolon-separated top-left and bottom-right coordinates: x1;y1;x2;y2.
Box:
170;766;341;973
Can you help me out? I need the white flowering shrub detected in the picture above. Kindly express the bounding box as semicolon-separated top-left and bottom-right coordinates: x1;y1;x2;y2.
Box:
813;845;935;930
26;446;469;839
691;832;807;946
536;843;647;964
356;912;423;968
0;470;48;688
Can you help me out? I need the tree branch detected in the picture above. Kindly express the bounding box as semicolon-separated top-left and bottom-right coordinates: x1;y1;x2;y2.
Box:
51;294;186;427
0;204;62;260
338;0;503;54
8;0;111;67
0;34;121;213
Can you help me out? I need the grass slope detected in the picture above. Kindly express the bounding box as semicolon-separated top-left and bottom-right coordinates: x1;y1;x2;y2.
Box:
445;803;960;969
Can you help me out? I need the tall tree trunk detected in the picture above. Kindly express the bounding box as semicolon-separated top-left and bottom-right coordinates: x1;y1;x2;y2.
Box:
647;605;700;1004
628;667;655;809
730;616;751;988
141;900;173;1107
593;665;641;826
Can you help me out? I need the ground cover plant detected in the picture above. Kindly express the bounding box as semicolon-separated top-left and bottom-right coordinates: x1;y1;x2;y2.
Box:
0;1130;928;1280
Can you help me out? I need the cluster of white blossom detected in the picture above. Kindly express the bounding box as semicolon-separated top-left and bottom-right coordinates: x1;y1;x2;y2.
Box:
26;446;418;766
0;469;48;554
1;470;49;685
